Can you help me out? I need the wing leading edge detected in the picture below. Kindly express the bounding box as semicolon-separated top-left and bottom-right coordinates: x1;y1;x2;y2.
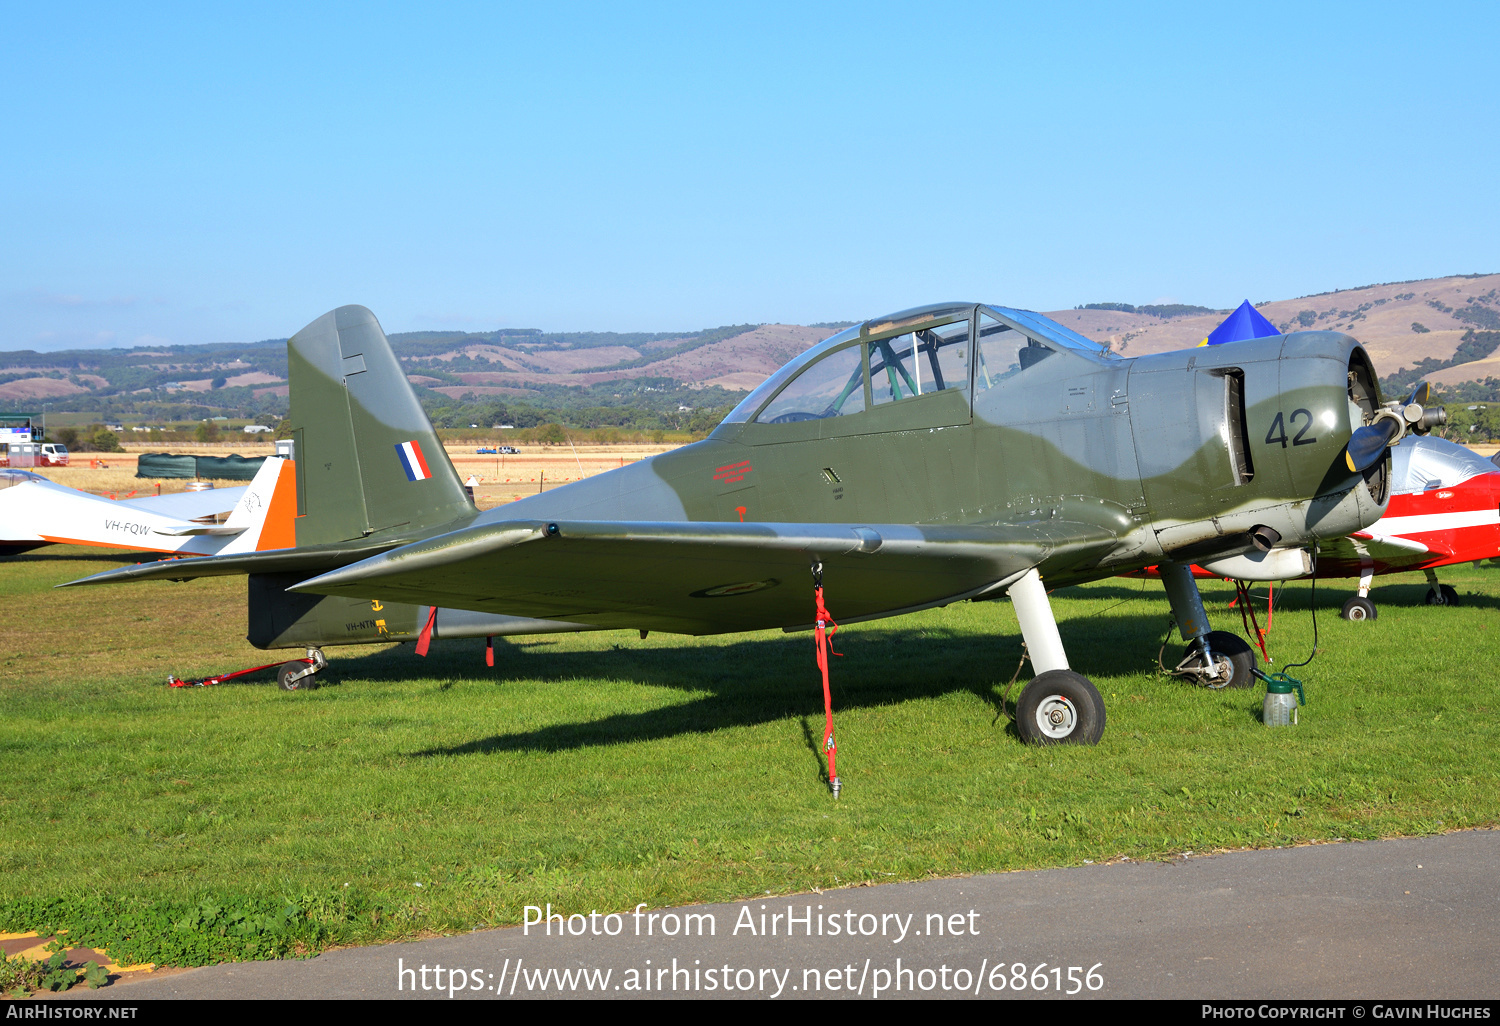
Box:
290;519;1118;635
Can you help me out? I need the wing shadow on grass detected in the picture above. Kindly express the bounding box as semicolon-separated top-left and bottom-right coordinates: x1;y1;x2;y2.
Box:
394;607;1175;759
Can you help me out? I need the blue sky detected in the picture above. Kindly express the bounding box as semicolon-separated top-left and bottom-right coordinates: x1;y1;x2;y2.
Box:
3;1;1497;350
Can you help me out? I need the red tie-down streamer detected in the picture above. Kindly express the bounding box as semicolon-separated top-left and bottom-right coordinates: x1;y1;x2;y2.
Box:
812;561;842;798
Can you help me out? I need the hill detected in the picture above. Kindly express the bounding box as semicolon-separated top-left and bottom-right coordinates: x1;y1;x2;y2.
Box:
4;275;1499;429
1048;273;1500;394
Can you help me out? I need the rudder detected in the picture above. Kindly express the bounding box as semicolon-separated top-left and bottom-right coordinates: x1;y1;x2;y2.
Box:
287;305;473;547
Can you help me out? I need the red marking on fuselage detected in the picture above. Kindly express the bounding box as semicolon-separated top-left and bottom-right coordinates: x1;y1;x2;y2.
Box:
713;460;752;484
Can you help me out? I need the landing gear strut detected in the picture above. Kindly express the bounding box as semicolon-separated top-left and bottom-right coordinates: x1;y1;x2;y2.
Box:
1006;568;1106;745
1159;562;1256;689
1423;568;1459;606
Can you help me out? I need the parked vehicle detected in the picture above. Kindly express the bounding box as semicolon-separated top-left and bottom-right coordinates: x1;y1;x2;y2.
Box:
40;443;69;467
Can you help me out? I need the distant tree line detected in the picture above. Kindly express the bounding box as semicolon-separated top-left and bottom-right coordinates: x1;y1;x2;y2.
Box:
1382;329;1500;398
1075;303;1219;319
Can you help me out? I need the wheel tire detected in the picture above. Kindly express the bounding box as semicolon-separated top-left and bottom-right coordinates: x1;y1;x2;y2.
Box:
1341;596;1377;621
1180;630;1257;689
278;661;315;691
1424;585;1459;606
1015;669;1106;746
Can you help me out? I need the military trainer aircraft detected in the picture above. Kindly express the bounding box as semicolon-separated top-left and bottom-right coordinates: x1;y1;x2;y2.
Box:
66;303;1430;756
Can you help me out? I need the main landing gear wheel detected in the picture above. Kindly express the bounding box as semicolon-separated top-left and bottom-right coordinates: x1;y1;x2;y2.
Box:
1179;630;1256;690
277;661;317;691
1015;670;1106;746
1424;584;1459;606
1341;596;1377;621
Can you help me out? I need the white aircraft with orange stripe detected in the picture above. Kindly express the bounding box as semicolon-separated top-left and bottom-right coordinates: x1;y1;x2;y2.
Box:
0;455;297;558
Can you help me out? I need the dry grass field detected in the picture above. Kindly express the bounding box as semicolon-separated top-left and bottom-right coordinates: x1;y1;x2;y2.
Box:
27;443;686;511
448;443;680;509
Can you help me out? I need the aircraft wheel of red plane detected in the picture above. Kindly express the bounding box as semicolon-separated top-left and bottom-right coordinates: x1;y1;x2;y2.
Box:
1015;670;1106;746
1424;584;1460;607
1340;596;1378;621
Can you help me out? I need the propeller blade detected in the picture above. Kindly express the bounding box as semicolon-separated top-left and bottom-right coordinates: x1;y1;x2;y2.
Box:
1344;419;1402;473
1404;381;1431;408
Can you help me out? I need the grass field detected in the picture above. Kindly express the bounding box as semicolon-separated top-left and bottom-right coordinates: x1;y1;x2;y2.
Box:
2;547;1498;964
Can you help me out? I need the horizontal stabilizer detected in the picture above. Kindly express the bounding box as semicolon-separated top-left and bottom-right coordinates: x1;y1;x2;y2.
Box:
291;518;1115;635
116;487;248;519
58;538;408;587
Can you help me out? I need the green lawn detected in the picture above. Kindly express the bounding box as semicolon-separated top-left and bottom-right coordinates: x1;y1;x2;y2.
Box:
2;548;1497;964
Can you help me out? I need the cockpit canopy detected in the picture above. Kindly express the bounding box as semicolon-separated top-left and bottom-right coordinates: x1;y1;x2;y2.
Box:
722;303;1114;425
1390;436;1500;494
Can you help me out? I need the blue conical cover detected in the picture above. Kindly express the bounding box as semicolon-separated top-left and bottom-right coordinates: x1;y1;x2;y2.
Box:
1204;300;1280;345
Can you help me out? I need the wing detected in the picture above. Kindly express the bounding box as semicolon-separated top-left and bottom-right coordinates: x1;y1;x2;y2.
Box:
1315;530;1435;576
290;519;1117;635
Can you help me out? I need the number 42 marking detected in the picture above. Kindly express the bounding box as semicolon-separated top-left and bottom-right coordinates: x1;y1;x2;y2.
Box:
1265;409;1318;447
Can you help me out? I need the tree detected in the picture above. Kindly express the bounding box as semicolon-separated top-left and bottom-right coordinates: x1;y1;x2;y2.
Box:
535;422;567;445
211;376;228;389
90;429;122;452
195;421;220;443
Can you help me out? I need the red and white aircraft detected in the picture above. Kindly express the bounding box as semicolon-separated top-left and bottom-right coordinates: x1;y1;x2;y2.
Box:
0;455;297;559
1127;436;1500;623
1316;435;1500;619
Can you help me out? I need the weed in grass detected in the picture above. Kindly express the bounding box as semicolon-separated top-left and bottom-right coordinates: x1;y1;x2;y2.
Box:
0;548;1497;965
0;949;108;996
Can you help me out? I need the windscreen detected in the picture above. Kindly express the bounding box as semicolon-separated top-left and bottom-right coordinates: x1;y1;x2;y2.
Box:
721;326;861;424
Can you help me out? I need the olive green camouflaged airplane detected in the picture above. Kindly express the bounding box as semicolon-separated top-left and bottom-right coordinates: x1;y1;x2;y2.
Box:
65;303;1440;755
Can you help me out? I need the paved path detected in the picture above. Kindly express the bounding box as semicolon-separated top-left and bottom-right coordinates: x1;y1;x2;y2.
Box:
91;830;1498;1000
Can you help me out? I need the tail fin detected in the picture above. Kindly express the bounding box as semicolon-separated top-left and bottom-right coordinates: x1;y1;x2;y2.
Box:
286;305;473;547
218;454;299;553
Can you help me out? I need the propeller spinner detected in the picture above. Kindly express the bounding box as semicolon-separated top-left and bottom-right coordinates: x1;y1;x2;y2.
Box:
1344;381;1447;473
